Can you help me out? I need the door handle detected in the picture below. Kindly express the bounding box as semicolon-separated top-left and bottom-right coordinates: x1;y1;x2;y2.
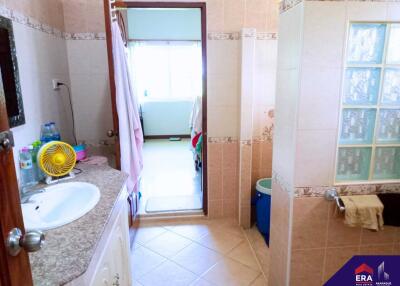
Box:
6;228;45;256
107;130;118;137
0;130;14;151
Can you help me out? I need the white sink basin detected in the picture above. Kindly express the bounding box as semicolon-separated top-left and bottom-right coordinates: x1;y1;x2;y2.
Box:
22;182;100;231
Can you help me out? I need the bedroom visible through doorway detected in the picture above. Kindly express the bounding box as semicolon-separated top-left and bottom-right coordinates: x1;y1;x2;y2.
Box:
122;4;207;215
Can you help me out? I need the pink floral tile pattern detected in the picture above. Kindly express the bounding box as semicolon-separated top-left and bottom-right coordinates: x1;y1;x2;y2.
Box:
279;0;303;13
273;170;293;194
253;108;275;143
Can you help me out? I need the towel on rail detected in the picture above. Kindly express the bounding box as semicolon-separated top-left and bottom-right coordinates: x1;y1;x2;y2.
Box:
340;195;384;231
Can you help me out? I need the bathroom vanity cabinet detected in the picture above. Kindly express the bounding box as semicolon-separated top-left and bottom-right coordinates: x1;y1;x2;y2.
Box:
67;186;132;286
29;164;132;286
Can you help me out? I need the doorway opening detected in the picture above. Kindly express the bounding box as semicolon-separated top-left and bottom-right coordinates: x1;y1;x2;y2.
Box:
119;2;207;215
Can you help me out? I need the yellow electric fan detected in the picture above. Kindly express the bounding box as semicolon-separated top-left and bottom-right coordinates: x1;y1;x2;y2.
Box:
38;141;76;184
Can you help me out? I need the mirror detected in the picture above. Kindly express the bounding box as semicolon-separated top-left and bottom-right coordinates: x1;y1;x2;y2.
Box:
0;16;25;128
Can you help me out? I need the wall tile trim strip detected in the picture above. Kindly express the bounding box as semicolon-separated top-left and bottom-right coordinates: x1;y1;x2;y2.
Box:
295;184;400;198
0;6;278;42
0;5;106;41
207;32;277;40
208;136;273;143
0;6;65;39
280;0;400;13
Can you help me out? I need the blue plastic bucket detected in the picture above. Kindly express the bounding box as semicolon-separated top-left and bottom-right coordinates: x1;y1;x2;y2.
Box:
255;178;272;244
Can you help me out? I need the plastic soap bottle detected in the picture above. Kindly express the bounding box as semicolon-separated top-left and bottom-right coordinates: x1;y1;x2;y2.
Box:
19;147;37;188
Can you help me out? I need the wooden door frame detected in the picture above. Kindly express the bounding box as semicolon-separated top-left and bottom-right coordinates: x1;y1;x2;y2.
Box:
0;82;33;285
103;1;208;214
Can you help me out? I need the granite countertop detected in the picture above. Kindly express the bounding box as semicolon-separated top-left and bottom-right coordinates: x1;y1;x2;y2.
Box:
28;163;128;286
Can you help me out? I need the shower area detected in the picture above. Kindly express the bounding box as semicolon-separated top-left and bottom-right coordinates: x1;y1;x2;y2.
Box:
269;1;400;285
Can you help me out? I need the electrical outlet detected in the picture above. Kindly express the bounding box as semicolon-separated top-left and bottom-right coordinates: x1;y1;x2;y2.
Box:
52;79;61;91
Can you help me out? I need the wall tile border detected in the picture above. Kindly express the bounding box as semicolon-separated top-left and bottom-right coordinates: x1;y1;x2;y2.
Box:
207;32;278;41
207;136;238;143
208;136;274;144
1;5;277;42
0;6;65;39
257;32;278;40
0;5;106;41
294;184;400;198
64;32;106;40
280;0;400;13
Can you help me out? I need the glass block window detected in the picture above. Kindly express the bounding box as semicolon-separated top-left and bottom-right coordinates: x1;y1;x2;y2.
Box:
336;23;400;183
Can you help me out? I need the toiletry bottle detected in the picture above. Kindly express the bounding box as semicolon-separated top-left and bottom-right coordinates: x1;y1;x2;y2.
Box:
31;141;44;182
49;122;61;141
40;123;53;143
19;147;37;188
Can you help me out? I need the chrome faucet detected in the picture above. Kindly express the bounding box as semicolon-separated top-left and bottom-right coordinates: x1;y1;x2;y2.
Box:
20;188;45;204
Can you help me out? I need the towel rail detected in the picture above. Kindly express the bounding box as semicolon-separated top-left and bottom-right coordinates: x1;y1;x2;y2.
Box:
325;189;345;212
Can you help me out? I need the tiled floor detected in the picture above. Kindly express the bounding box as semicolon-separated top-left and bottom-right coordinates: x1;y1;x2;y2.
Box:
139;139;202;214
131;218;268;286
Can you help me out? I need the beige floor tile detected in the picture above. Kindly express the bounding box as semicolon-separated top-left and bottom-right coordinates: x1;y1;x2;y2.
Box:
227;241;260;271
208;218;245;238
168;224;211;240
243;226;265;245
190;278;216;286
145;231;192;258
138;260;198;286
202;257;260;286
133;226;167;244
172;242;223;275
195;229;244;255
244;226;270;276
131;246;166;279
250;274;268;286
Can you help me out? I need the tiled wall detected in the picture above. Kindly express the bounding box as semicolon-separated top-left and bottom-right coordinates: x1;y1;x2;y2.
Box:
251;38;276;192
290;197;400;286
5;0;279;221
269;178;291;286
238;31;277;227
207;139;239;219
62;0;105;33
251;141;273;191
272;1;400;285
1;0;65;31
0;3;72;180
62;0;279;33
66;39;114;144
268;2;303;282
